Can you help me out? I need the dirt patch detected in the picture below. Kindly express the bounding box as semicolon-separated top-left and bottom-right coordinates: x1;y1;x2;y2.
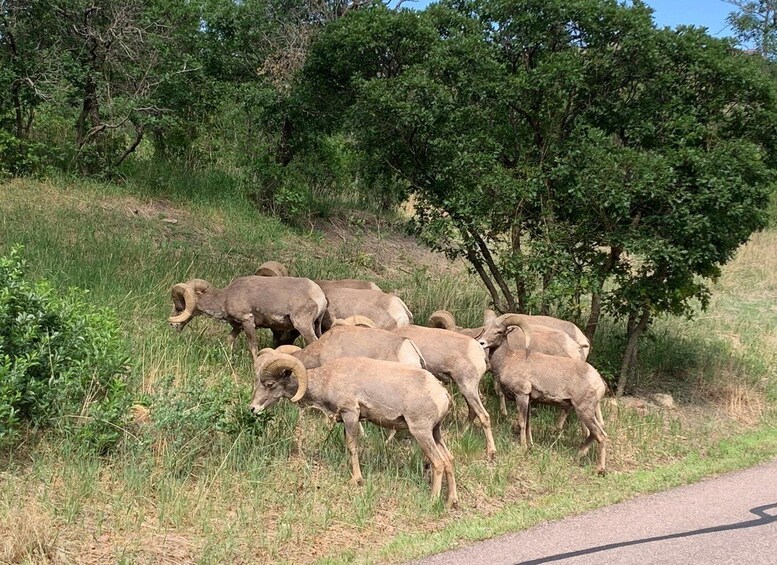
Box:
311;216;466;280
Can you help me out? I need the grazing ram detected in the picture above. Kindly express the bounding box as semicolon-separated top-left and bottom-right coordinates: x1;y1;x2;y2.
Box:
391;322;530;460
322;288;413;331
430;310;585;360
478;314;608;475
249;353;458;507
168;276;327;369
484;310;590;361
266;323;425;369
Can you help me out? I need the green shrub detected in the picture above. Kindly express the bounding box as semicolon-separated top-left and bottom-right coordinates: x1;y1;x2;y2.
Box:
140;373;271;476
0;246;131;451
0;129;48;177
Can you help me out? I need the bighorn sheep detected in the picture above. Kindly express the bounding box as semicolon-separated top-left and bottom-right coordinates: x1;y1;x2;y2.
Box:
478;310;588;430
249;353;458;507
265;323;426;369
323;288;413;331
482;309;590;361
168;276;327;368
430;310;584;360
428;310;483;339
391;323;529;460
255;260;382;291
479;314;608;474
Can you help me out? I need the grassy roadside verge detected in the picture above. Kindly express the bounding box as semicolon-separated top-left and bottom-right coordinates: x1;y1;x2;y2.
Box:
373;425;777;564
1;175;776;564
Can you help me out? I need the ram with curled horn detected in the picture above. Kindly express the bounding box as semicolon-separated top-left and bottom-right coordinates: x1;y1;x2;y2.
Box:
321;288;413;332
263;318;426;370
249;352;458;507
168;275;328;367
438;309;590;362
484;322;608;476
391;316;531;461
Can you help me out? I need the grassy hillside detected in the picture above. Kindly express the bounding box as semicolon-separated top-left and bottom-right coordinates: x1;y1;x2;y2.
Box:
1;175;776;564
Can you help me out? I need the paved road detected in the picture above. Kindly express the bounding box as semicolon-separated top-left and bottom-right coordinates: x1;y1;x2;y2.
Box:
409;458;777;565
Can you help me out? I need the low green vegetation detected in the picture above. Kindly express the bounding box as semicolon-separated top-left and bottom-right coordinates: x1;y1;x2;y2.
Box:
0;246;130;451
1;177;776;563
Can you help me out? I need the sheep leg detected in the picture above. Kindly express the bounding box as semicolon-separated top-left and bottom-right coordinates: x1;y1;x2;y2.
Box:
289;312;319;345
226;322;242;353
467;405;479;426
342;412;364;486
554;406;570;431
575;406;607;476
241;318;261;372
409;426;445;500
458;381;496;460
495;379;508;417
433;423;458;508
514;395;530;448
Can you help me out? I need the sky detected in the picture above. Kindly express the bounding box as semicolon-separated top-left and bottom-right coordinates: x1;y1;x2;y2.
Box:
408;1;739;40
645;0;735;38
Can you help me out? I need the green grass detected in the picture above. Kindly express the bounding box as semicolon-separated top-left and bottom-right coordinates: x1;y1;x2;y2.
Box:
1;174;776;563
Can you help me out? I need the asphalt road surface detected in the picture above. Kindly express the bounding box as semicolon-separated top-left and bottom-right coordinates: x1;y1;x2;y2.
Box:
409;458;777;565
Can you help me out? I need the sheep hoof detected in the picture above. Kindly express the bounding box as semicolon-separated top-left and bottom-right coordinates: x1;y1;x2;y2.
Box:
446;498;460;510
349;477;365;487
596;468;607;477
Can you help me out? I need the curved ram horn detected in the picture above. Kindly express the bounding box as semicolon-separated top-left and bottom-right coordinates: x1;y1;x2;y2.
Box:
262;354;308;403
190;279;212;293
168;283;197;324
335;315;377;328
496;313;533;350
256;261;289;277
428;310;456;330
275;344;302;354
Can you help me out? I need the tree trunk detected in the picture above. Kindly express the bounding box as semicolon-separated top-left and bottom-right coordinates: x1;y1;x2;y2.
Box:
616;308;651;397
11;82;25;139
277;116;294;166
115;123;145;166
76;74;100;147
585;291;603;342
540;272;551;315
471;230;517;312
510;224;528;313
584;246;621;342
465;247;505;312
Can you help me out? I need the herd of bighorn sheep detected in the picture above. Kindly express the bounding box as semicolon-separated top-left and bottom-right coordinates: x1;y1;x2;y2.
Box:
168;261;608;508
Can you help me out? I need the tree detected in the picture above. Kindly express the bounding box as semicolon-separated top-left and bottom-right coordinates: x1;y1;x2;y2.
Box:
300;0;777;392
726;0;777;59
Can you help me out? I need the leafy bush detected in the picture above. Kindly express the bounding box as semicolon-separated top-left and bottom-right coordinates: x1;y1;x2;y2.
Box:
0;247;131;451
0;130;47;177
140;373;271;476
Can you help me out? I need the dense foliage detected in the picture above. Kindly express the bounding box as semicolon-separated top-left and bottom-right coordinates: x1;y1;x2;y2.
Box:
298;0;777;390
0;247;130;450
